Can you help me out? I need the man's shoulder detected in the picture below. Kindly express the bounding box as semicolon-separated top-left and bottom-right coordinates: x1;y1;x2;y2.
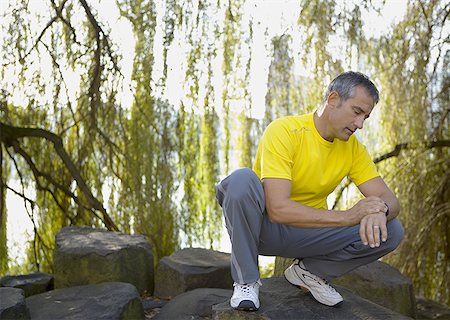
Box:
269;113;313;130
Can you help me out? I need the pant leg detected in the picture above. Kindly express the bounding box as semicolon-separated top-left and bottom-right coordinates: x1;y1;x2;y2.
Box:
303;219;404;281
258;217;404;282
216;168;266;284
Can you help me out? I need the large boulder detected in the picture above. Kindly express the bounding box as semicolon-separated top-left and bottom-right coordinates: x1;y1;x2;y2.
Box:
54;226;154;295
274;258;416;317
333;260;416;317
0;272;54;297
213;277;412;320
0;287;30;320
415;296;450;320
26;282;144;320
155;288;230;320
154;248;232;299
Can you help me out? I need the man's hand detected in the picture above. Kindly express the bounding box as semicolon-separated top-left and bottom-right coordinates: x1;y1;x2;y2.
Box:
346;196;389;247
359;212;388;247
347;196;387;222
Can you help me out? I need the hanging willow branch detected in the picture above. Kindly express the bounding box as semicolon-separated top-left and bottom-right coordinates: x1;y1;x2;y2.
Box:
332;139;450;209
0;121;119;231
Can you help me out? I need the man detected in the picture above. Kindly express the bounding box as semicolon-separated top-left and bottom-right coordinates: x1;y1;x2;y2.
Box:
215;71;404;311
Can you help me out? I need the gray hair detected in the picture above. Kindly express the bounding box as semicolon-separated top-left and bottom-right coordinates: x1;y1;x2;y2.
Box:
324;71;379;105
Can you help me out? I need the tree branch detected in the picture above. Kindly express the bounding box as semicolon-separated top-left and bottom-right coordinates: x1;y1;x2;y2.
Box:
332;139;450;209
0;122;118;231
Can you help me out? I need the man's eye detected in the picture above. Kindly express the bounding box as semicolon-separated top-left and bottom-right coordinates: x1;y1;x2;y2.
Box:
354;109;361;114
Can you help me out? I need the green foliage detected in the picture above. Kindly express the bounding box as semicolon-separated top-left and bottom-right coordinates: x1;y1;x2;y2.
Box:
363;0;449;305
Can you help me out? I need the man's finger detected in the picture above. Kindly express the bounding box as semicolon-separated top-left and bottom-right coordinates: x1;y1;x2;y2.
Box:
360;221;368;246
373;224;381;247
366;221;375;248
381;222;388;242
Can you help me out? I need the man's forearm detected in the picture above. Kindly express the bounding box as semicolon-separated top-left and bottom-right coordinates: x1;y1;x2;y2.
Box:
266;199;358;228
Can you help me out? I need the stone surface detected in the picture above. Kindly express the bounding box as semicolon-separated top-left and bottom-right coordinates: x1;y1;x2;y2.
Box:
142;297;168;311
274;258;416;317
154;248;232;299
0;272;54;297
155;288;230;320
26;282;144;320
54;226;154;294
415;297;450;320
213;277;412;320
0;287;30;320
333;260;416;317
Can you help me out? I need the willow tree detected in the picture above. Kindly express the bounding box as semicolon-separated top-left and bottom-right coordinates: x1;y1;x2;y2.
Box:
1;0;123;272
364;0;450;305
221;0;245;173
183;0;222;247
237;19;256;168
264;34;301;125
117;0;180;261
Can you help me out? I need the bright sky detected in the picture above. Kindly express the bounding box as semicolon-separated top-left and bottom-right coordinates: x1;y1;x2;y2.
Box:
2;0;408;272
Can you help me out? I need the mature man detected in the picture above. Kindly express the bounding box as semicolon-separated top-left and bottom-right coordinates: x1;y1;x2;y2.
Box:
215;71;404;311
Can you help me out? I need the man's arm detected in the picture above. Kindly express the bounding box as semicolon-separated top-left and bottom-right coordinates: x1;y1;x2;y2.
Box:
263;178;388;228
357;177;400;218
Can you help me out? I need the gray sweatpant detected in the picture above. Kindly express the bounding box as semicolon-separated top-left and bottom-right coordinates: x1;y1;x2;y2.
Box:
216;168;404;285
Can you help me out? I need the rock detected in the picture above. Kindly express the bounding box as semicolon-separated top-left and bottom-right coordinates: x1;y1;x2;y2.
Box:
155;288;231;320
0;272;54;297
333;261;416;317
54;226;154;295
0;287;30;320
274;258;416;317
26;282;144;320
415;296;450;320
142;297;168;310
154;248;232;299
213;277;412;319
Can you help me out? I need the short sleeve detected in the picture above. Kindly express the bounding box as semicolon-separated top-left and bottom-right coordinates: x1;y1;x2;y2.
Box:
349;139;380;186
258;119;295;180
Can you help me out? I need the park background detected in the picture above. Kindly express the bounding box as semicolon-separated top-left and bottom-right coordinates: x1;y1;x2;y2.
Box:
0;0;448;307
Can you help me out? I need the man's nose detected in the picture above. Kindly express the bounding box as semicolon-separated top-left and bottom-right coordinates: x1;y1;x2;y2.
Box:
355;116;364;129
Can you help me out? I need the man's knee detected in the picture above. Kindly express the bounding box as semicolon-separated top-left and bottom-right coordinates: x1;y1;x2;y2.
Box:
386;218;404;251
220;168;261;201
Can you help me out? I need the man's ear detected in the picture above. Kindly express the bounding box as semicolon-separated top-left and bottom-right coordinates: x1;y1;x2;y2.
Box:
327;91;341;108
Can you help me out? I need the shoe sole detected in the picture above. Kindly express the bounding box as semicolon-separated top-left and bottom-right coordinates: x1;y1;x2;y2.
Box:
284;268;343;307
233;300;258;311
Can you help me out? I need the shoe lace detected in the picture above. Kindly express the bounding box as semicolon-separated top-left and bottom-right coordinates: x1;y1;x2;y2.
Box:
234;281;261;296
322;280;338;294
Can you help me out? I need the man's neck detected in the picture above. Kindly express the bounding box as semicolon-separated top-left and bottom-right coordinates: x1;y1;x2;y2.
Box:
313;106;333;142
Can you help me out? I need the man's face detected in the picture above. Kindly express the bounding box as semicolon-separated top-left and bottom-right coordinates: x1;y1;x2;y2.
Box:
328;86;375;141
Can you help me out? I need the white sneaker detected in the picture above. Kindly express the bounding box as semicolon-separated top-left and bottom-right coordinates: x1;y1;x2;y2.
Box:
230;280;261;311
284;259;343;307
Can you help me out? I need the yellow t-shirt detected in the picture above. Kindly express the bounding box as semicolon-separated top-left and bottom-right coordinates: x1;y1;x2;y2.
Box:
252;113;379;209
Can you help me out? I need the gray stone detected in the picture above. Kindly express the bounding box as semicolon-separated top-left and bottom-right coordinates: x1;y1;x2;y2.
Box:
142;297;168;310
0;287;30;320
26;282;144;320
54;226;154;295
333;260;416;317
415;296;450;320
155;288;230;320
154;248;232;299
274;258;416;317
213;277;412;320
0;272;54;297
